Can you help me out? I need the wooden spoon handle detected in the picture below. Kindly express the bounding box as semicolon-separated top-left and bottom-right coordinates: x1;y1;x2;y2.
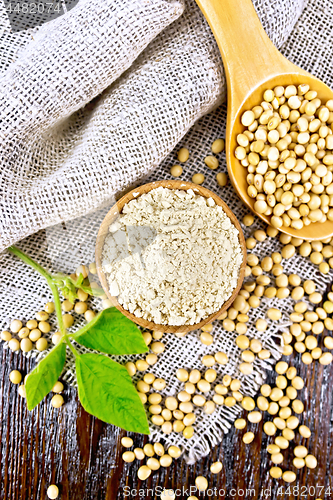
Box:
195;0;295;110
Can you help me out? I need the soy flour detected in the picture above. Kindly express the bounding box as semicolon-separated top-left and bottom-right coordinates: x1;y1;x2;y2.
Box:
102;187;243;326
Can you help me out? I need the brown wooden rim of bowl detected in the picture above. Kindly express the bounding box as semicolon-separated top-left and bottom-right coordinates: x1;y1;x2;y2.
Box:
96;180;247;335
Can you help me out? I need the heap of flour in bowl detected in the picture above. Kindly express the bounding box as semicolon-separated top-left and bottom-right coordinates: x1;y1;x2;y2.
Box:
102;187;243;326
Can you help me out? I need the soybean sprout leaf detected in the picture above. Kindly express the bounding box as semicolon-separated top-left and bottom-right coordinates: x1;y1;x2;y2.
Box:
88;287;105;297
76;353;149;434
67;289;76;303
25;342;66;410
73;307;148;355
75;273;84;287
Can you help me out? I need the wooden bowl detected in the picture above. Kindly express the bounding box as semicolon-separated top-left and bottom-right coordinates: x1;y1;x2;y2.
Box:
95;180;247;335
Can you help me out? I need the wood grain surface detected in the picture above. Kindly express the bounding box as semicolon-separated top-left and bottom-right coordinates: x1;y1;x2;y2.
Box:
1;313;333;500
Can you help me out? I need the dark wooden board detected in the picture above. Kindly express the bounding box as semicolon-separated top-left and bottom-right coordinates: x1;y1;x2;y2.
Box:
1;328;333;500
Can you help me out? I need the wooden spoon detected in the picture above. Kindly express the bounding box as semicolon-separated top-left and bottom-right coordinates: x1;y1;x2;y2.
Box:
96;180;246;335
195;0;333;240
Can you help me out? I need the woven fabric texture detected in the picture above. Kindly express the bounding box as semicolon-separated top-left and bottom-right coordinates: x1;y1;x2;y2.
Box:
1;0;333;462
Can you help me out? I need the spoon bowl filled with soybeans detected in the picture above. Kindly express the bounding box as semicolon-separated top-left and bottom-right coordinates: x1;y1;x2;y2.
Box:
195;0;333;240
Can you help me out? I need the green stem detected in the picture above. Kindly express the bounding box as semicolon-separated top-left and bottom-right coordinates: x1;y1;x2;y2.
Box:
69;310;101;339
49;281;66;337
64;337;79;358
8;245;80;357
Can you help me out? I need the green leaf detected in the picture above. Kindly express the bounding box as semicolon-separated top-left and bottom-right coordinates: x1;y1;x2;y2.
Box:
72;307;148;355
76;353;149;434
25;341;66;410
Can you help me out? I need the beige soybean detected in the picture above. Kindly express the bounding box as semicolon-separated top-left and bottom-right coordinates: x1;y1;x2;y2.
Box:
202;355;215;367
271;452;284;465
275;436;289;450
189;369;201;384
260;384;272;397
305;455;317;469
47;485;59;500
195;476;208;491
192;173;205;185
267;444;280;455
215;351;228;364
1;330;12;341
205;156;219;170
159;454;173;467
212;138;225;154
137;465;151;480
10;319;23;334
242;350;255;363
210;461;223;474
267;308;282;321
282;471;296;483
299;425;311;438
168;445;181;459
176;368;189;382
243;214;255;226
234;418;247;429
224;396;237;407
51;394;64;408
248;411;262;424
320;352;333;364
236;334;250;350
324;336;333;349
122;451;135;463
257;396;269;411
170;165;183;177
263;422;276;436
243;432;255;444
293;457;305;469
267;402;279;415
275;361;288;374
178;147;189;162
269;467;282;479
241;396;255;411
276;375;287;389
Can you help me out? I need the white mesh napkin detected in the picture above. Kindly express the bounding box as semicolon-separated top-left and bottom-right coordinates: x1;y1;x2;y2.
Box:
1;0;333;462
